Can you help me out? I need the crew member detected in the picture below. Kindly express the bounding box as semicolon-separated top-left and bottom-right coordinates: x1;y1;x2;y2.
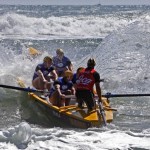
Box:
52;48;73;77
49;70;75;107
75;58;102;111
32;56;57;90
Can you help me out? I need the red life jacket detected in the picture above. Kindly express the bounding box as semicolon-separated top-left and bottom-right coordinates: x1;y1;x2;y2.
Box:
76;68;96;91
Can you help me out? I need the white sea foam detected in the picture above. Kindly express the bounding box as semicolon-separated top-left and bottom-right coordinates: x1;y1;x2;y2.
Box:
0;12;134;40
0;122;32;149
0;125;150;149
77;13;150;93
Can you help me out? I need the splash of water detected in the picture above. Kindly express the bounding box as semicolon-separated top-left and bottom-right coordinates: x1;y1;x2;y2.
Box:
78;15;150;93
1;122;32;149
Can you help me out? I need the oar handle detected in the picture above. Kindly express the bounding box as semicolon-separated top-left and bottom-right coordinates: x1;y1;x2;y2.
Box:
65;95;76;99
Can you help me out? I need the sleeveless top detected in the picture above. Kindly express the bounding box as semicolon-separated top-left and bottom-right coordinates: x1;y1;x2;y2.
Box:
49;77;73;96
76;68;96;91
32;63;54;80
53;56;71;72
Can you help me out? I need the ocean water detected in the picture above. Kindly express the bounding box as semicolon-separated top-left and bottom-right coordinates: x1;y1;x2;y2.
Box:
0;4;150;149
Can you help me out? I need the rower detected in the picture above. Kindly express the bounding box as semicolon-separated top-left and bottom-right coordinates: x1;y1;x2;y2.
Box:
75;58;103;112
52;48;73;77
48;70;75;107
32;56;58;91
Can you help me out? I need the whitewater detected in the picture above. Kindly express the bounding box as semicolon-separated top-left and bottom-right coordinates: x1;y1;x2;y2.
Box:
0;4;150;150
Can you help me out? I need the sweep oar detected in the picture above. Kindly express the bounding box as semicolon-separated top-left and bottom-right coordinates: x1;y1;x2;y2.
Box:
97;100;107;126
103;93;150;98
0;84;44;93
64;93;150;99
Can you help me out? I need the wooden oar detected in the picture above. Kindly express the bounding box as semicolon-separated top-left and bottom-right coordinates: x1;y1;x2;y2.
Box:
62;93;150;99
0;84;44;93
103;93;150;98
97;100;107;126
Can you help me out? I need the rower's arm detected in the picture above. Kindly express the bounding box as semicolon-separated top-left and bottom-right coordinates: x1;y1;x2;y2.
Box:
51;70;58;80
66;59;73;71
37;70;47;82
71;86;76;95
68;63;73;71
54;83;65;98
95;82;102;102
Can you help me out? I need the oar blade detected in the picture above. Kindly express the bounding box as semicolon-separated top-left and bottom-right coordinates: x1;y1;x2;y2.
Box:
17;78;26;88
28;47;41;56
98;101;107;126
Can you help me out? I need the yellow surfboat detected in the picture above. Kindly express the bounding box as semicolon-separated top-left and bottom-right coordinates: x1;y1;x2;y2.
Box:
18;80;115;129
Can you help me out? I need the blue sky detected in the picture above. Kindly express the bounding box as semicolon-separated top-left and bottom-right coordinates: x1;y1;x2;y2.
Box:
0;0;149;5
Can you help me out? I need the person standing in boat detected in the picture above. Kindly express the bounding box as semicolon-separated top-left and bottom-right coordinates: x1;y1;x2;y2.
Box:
48;70;75;107
32;56;58;91
52;48;73;77
75;58;102;111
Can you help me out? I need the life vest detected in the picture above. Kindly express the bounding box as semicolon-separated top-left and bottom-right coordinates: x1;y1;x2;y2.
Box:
76;68;96;91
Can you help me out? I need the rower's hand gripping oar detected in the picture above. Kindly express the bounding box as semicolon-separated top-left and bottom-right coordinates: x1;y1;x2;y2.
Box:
97;99;107;126
0;84;45;93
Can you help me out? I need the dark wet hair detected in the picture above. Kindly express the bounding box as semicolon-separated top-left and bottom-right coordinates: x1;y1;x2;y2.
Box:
87;58;96;67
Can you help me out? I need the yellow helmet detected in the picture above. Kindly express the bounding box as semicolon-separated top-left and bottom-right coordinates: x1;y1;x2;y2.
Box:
87;58;96;67
64;70;73;78
43;56;52;62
